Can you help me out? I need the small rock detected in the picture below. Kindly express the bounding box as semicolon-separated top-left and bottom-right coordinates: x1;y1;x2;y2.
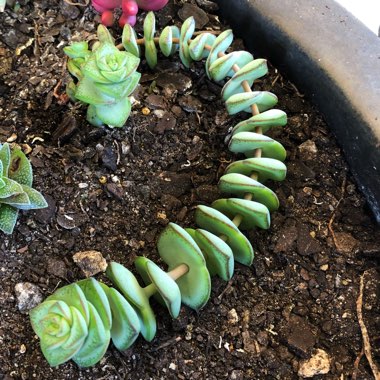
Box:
285;314;317;357
169;363;177;371
155;112;176;134
274;220;298;253
156;72;192;93
178;95;203;113
230;370;244;380
47;259;67;279
60;0;80;19
297;223;322;256
52;114;77;145
227;308;239;325
161;194;182;210
56;214;77;229
100;145;117;171
334;232;358;255
195;0;219;12
157;172;192;197
298;349;331;377
34;194;56;224
73;250;108;277
106;183;124;200
196;184;220;203
145;94;166;109
242;331;259;355
14;283;43;312
298;140;318;160
178;4;209;29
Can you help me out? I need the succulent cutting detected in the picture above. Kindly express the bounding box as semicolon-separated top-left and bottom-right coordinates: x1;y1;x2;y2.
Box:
31;12;288;367
64;27;141;128
0;143;48;234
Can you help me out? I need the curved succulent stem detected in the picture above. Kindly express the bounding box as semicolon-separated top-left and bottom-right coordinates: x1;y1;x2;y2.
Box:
32;13;289;368
167;263;189;281
142;263;189;298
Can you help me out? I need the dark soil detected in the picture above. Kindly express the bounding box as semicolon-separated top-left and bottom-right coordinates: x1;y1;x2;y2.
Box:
0;1;379;379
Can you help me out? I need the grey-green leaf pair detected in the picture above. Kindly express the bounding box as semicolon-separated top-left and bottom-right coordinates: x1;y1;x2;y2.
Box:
0;143;47;234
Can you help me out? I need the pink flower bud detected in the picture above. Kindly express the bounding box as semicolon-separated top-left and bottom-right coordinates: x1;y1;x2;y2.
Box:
122;0;138;15
119;13;137;27
92;0;121;13
101;10;114;26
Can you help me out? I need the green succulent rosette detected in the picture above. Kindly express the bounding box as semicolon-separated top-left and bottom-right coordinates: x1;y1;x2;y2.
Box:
0;143;47;234
64;26;141;128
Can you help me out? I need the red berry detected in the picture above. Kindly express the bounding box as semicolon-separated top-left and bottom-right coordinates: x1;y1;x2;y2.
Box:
101;10;114;26
119;13;137;27
122;0;138;15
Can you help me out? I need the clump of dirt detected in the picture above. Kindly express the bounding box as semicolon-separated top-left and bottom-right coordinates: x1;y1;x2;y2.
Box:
0;1;379;379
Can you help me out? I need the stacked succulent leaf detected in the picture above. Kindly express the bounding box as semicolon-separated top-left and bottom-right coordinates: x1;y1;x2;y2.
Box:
64;26;141;128
31;14;288;367
0;143;47;234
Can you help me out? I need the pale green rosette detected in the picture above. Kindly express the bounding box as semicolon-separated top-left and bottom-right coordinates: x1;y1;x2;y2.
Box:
64;26;141;128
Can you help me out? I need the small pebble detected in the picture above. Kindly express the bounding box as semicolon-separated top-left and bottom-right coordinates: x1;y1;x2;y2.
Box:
298;349;330;377
14;282;43;313
228;308;239;325
73;250;108;277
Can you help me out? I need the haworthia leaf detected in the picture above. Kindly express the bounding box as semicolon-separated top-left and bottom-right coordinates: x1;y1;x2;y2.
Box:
8;147;33;186
0;143;11;176
0;192;30;208
0;203;19;234
0;177;23;199
18;185;48;210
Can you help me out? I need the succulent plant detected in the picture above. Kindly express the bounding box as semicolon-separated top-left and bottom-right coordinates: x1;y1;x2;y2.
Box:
0;143;47;234
92;0;168;27
64;25;141;128
31;13;288;367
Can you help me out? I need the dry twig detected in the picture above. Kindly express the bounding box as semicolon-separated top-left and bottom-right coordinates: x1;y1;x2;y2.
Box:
356;271;380;380
328;176;346;248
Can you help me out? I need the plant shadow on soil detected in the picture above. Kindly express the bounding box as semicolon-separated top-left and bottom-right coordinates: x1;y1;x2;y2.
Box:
0;1;379;379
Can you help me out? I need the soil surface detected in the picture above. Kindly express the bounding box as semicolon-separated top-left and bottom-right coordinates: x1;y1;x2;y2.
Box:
0;1;379;379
